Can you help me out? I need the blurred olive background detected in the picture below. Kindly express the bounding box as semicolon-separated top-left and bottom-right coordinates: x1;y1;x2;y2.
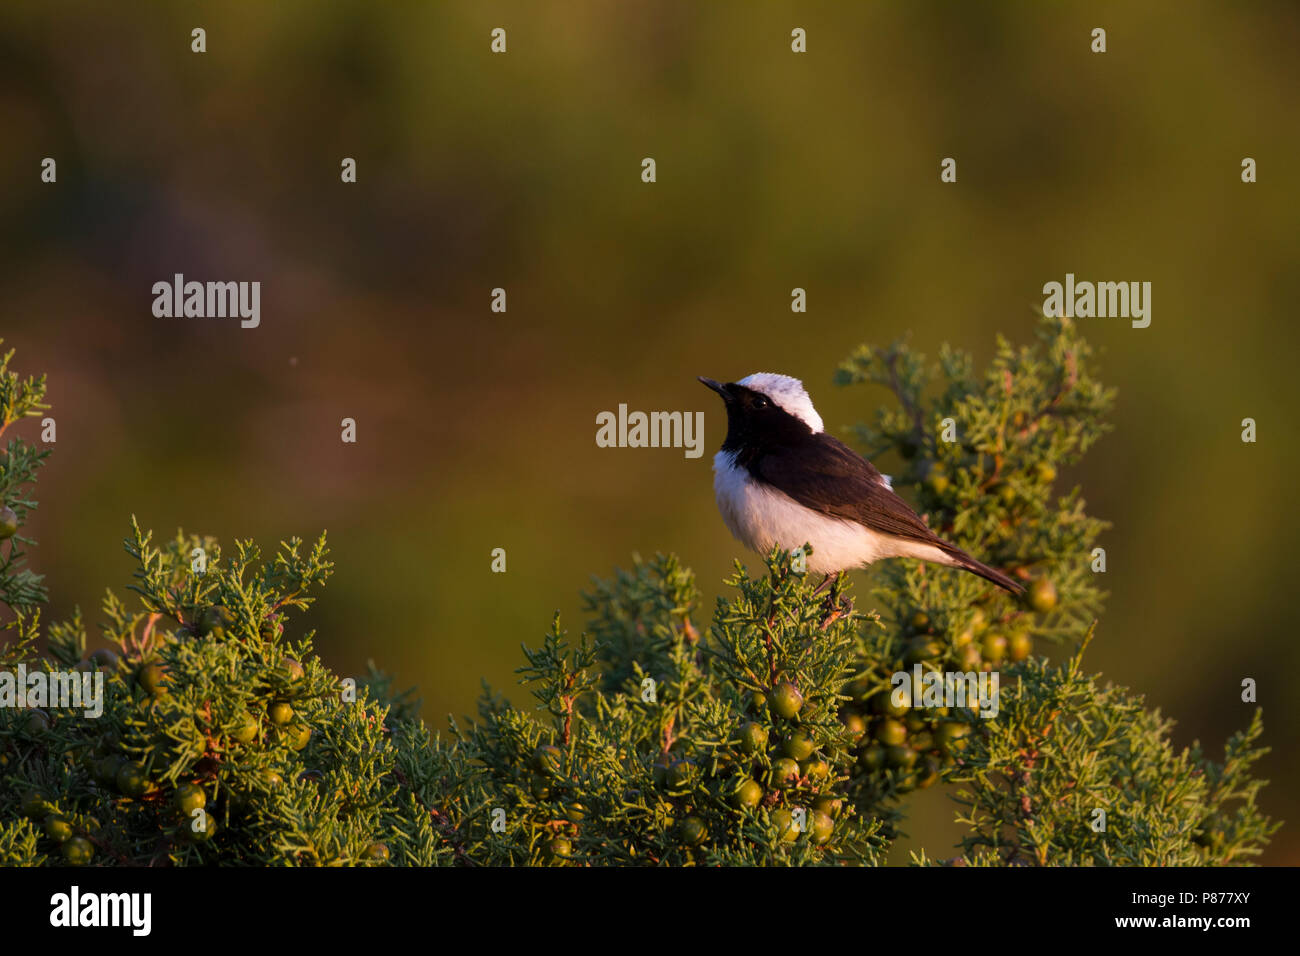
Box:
2;2;1296;863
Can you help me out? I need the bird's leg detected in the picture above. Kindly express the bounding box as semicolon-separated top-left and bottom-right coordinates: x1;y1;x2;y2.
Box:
816;573;852;631
811;573;835;596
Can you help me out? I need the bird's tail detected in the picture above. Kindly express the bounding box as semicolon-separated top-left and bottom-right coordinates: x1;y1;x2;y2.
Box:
940;545;1024;596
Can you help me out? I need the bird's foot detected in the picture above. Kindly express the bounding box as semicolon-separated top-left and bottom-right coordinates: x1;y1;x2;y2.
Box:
811;573;836;596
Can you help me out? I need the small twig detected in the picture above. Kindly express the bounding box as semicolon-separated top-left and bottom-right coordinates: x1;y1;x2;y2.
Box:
886;350;926;445
560;674;576;747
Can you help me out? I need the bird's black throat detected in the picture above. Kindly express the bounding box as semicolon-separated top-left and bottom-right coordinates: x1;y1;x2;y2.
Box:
711;383;817;471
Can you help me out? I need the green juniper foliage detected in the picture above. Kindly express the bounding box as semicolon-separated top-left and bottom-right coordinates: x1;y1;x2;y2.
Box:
0;341;50;612
0;319;1277;865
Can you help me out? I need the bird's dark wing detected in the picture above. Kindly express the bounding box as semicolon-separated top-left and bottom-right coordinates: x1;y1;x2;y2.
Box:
751;434;946;547
752;434;1025;595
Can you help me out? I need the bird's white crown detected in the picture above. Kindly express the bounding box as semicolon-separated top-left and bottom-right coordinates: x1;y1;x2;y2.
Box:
736;372;824;433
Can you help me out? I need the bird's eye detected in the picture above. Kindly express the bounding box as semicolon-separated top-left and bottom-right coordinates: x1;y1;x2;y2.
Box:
752;396;769;409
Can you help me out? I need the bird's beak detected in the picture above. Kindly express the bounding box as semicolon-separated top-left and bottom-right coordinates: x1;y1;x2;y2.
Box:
698;376;730;399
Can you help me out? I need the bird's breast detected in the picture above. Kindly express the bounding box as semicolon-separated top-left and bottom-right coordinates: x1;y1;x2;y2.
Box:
711;450;896;573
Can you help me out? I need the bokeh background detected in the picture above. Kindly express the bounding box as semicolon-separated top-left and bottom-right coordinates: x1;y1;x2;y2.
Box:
2;2;1297;862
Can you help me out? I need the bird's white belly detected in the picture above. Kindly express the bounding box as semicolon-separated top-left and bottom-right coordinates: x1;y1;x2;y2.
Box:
711;451;949;574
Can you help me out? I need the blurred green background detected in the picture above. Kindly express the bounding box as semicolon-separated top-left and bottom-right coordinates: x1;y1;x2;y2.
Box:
2;2;1296;863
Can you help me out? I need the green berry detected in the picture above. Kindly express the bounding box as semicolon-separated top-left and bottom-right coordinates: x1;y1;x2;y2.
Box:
885;745;917;770
564;802;587;823
280;657;305;682
858;745;885;772
801;757;830;783
666;759;695;790
810;810;834;845
1035;462;1057;484
910;730;933;752
935;722;970;754
769;682;804;720
268;701;294;726
93;755;126;788
869;691;908;718
904;639;941;666
738;721;769;755
22;708;51;734
874;718;907;747
770;757;800;789
730;778;763;809
137;662;167;696
44;814;74;843
679;816;708;846
21;791;50;819
1008;631;1033;661
770;809;799;843
904;711;928;732
1027;577;1058;614
0;506;19;539
533;744;563;776
812;795;842;818
981;633;1007;664
194;605;229;638
61;836;94;866
175;783;206;815
749;690;767;712
282;722;312;751
231;713;259;744
363;842;390;862
842;712;867;741
781;730;815;762
652;756;671;788
115;761;149;797
546;837;571;860
190;815;218;843
88;648;120;671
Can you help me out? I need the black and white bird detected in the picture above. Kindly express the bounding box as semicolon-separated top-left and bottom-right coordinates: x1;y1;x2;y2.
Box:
699;372;1023;595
